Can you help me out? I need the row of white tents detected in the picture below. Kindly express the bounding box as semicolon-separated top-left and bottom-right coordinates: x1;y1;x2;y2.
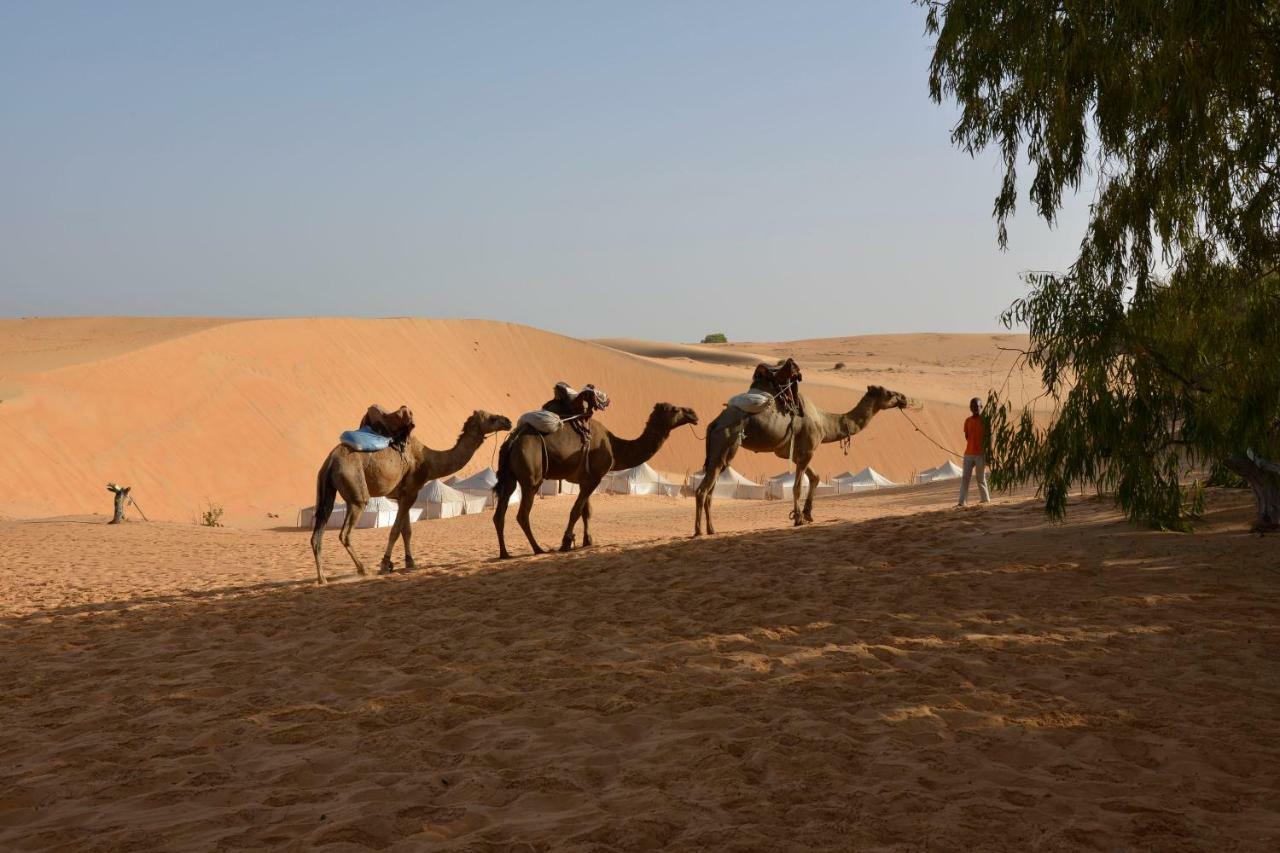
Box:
300;459;964;529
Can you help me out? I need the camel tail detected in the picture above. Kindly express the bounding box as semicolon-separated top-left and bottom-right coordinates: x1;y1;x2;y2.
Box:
313;455;339;535
491;427;527;494
494;429;521;495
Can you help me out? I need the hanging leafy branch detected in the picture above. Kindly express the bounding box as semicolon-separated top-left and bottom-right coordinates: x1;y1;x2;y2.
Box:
918;0;1280;530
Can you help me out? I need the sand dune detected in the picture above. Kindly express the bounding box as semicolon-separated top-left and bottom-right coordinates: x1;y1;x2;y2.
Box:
0;319;1033;526
593;338;773;367
0;486;1275;850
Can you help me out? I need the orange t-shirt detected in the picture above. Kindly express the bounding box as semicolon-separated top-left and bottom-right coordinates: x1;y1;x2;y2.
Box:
964;415;984;456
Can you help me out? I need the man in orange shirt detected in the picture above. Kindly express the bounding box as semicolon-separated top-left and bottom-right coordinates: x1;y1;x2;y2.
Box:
958;397;991;506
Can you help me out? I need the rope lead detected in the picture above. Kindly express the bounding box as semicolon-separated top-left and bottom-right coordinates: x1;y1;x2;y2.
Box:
897;407;964;459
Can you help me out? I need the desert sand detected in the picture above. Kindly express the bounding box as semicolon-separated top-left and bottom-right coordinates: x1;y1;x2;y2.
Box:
2;319;1276;851
1;484;1277;850
0;318;1034;526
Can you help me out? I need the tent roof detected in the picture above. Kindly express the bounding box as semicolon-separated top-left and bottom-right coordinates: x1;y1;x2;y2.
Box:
919;459;964;479
417;479;470;503
831;470;859;481
845;466;897;486
453;467;499;490
613;462;677;484
694;466;757;485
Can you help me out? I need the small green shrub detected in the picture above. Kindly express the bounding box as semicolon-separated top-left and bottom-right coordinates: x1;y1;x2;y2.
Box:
700;333;728;344
201;503;225;528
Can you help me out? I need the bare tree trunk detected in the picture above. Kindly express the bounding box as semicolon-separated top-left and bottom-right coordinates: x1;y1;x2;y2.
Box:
108;484;130;525
1224;455;1280;532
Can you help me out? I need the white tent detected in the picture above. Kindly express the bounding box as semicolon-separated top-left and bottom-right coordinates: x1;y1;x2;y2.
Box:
687;467;768;500
414;479;487;519
766;470;837;500
453;467;521;507
538;479;581;496
917;459;964;483
833;466;899;493
602;463;682;497
298;496;406;530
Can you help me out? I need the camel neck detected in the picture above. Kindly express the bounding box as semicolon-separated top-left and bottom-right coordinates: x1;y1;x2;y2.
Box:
421;428;488;479
836;395;878;439
610;418;670;470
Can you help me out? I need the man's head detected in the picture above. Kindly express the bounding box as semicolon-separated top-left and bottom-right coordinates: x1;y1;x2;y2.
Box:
970;397;981;415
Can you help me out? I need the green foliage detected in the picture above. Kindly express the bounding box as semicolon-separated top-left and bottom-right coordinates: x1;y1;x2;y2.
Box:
701;333;728;344
201;503;225;528
1206;464;1248;490
921;0;1280;528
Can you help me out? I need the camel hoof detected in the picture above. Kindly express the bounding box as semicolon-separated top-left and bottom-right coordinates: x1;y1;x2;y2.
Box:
404;560;416;570
316;577;328;586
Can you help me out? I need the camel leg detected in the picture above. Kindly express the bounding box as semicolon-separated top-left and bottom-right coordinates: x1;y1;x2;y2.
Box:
514;485;544;556
380;501;413;573
701;468;722;536
580;497;594;547
338;497;369;576
802;464;820;523
790;453;815;526
311;525;327;585
694;478;712;536
494;480;521;559
699;435;738;536
561;480;600;551
401;513;417;570
695;431;729;536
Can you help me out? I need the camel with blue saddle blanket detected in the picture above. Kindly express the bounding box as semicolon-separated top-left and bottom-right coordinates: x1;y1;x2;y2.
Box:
310;409;512;584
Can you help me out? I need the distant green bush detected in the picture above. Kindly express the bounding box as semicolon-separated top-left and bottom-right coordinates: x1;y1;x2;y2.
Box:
201;503;225;528
700;333;728;344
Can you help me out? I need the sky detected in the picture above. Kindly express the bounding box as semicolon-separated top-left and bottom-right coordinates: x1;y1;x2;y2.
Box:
0;1;1091;342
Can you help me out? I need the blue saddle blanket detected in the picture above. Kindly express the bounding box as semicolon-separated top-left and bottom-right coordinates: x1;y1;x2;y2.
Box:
340;428;392;452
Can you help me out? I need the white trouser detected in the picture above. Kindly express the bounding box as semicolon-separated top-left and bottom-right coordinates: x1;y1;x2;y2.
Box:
959;454;990;505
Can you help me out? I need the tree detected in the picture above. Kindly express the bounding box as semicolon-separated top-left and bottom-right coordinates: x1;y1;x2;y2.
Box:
919;0;1280;531
701;333;728;344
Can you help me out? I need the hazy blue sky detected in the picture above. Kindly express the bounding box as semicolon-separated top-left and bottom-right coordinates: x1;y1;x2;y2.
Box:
1;1;1089;341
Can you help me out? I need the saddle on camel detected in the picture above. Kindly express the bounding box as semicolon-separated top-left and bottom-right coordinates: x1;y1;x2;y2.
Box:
750;358;804;417
512;382;611;450
721;358;804;424
338;404;416;452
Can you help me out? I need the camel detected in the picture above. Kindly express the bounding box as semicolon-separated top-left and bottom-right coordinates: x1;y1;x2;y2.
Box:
494;402;698;559
694;384;909;535
310;410;511;584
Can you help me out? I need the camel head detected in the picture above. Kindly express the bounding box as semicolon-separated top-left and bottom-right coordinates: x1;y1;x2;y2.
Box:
865;385;910;412
648;402;699;432
463;410;513;438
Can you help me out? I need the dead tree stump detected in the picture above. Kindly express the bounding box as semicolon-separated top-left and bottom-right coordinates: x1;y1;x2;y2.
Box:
107;483;131;524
